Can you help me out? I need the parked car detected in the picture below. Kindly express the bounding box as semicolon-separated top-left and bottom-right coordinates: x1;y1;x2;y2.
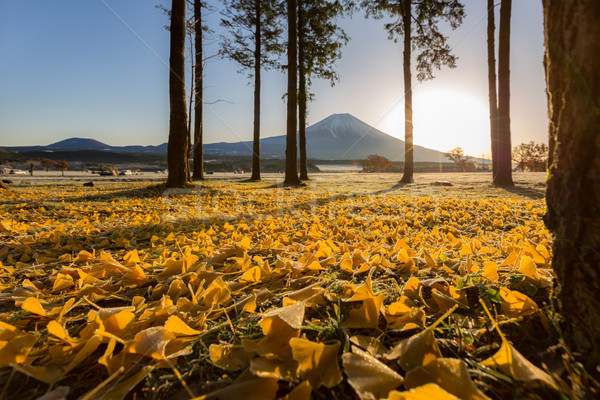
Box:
119;170;132;176
9;169;27;175
99;171;114;176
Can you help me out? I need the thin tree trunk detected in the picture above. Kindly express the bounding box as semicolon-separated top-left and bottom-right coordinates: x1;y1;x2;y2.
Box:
543;0;600;378
188;27;194;180
298;0;308;180
399;0;413;184
494;0;513;186
192;0;204;180
284;0;300;185
487;0;498;177
251;0;262;181
167;0;190;187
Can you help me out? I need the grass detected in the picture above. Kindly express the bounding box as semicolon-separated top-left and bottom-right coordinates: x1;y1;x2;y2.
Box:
0;173;597;399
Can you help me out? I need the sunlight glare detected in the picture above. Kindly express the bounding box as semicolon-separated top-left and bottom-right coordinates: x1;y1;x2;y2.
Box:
381;90;491;158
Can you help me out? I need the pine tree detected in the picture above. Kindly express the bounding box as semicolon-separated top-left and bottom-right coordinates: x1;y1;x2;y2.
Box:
362;0;464;183
221;0;285;181
297;0;348;180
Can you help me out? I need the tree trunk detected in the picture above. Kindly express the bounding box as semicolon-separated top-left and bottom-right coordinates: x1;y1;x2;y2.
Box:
543;0;600;377
167;0;190;187
487;0;499;177
298;0;308;181
187;21;194;181
494;0;513;186
399;0;413;184
284;0;300;185
251;0;262;181
192;0;204;180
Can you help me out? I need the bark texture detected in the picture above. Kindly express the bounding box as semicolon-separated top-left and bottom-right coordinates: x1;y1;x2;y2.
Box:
543;0;600;376
251;0;262;181
167;0;190;187
284;0;300;185
298;0;308;181
487;0;498;177
192;0;204;180
399;0;413;184
494;0;513;186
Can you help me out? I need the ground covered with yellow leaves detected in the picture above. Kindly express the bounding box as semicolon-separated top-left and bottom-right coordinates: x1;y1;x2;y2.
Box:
0;180;590;399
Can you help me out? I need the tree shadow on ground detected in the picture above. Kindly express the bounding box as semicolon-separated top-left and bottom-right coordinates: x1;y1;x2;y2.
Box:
65;183;166;203
499;184;546;200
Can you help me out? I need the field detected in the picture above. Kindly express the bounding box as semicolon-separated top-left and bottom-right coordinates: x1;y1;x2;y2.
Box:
0;173;587;399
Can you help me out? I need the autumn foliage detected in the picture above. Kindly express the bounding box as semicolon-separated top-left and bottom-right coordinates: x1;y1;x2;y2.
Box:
0;181;577;398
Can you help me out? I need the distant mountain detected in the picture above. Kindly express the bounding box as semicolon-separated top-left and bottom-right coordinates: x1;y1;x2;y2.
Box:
48;138;112;151
2;114;451;162
205;113;448;162
5;138;168;154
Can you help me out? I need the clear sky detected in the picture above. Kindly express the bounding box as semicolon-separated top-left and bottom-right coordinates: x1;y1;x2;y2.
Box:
0;0;548;158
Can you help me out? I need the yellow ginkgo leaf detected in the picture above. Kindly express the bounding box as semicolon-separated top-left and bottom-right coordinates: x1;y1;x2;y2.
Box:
386;329;441;371
74;250;94;263
240;266;261;283
0;220;12;232
195;370;278;400
343;347;404;400
385;303;426;331
245;303;305;361
480;299;557;389
349;335;387;358
123;249;141;264
403;277;422;300
22;296;47;316
482;261;498;281
103;310;135;336
0;334;37;367
238;236;252;251
387;383;460;400
481;340;557;389
499;288;539;317
290;338;342;388
165;315;202;336
47;320;77;345
210;344;252;371
404;358;490;400
281;380;312;400
250;357;299;381
124;327;176;360
202;276;231;308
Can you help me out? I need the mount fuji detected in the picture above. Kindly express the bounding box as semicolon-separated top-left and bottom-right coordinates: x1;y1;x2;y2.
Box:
204;113;448;162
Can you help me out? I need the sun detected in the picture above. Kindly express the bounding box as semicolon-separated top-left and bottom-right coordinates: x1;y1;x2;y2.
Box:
381;89;491;159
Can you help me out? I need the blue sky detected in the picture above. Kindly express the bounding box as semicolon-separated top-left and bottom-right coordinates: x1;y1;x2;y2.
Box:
0;0;548;157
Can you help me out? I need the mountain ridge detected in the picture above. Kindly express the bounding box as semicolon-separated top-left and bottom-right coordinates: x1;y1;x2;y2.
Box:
3;114;451;162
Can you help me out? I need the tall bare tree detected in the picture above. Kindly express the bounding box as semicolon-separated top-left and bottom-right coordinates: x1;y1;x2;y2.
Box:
284;0;301;185
362;0;464;184
166;0;190;187
494;0;513;186
487;0;498;177
543;0;600;377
